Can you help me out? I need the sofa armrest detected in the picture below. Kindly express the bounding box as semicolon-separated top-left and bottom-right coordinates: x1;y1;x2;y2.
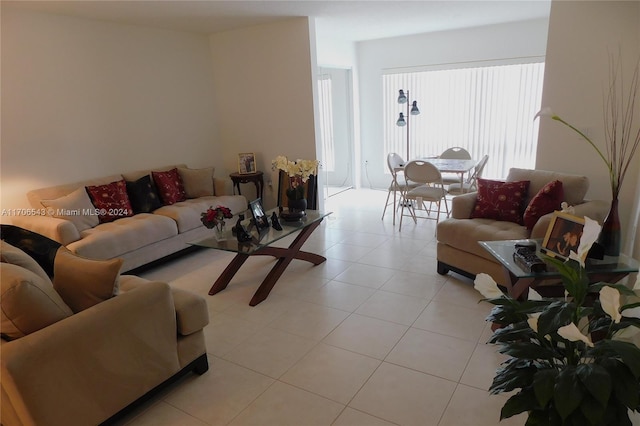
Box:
119;276;209;336
530;200;611;239
11;215;80;246
451;192;478;219
1;281;180;426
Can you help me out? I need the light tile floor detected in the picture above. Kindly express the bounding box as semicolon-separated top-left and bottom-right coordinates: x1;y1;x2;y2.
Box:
119;188;527;426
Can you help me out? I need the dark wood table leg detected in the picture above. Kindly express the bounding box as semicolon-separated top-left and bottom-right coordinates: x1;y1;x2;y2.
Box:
249;220;325;306
208;253;250;295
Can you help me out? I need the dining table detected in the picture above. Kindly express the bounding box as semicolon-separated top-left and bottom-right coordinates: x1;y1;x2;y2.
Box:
395;158;477;189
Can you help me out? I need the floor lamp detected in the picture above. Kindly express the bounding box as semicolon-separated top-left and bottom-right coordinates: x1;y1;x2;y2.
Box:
395;90;420;160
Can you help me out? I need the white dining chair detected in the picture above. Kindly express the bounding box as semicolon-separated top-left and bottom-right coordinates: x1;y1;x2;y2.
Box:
399;160;449;232
440;147;472;159
440;147;472;185
448;154;489;195
381;153;420;225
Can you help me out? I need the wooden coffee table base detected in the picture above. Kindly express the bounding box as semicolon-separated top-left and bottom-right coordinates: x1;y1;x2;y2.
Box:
208;220;326;306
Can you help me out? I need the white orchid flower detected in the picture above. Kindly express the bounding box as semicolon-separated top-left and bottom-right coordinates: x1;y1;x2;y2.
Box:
568;217;602;267
558;323;594;347
474;273;504;299
600;286;622;323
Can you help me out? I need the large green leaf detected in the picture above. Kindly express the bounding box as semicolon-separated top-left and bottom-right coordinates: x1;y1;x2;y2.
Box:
600;358;640;408
490;359;537;394
501;389;538;419
489;322;536;344
599;340;640;378
553;367;584;420
500;341;557;361
578;393;605;426
576;363;611;407
533;369;557;407
538;301;575;336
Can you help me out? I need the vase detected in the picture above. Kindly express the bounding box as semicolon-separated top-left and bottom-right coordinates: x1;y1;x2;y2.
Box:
214;223;227;242
288;197;307;214
280;197;306;222
597;197;621;258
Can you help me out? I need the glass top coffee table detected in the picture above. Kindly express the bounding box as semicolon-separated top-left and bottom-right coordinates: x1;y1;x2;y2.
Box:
479;239;639;300
190;209;331;306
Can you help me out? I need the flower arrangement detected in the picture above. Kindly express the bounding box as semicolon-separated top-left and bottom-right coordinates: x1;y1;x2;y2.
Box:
476;217;640;424
534;57;639;199
201;205;233;232
271;155;319;200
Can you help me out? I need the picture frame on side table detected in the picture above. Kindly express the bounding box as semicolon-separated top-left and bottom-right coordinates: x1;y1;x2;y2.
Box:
238;153;257;174
540;211;585;261
249;198;270;232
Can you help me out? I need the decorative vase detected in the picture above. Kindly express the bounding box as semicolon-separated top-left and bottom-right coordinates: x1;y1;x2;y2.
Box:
288;197;307;214
280;197;306;222
597;197;621;258
214;223;227;242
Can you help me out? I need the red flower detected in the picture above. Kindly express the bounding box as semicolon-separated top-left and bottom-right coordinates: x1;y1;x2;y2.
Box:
201;205;233;229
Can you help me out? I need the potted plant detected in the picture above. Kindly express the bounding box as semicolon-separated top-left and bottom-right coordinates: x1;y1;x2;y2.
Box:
475;217;640;425
271;155;319;213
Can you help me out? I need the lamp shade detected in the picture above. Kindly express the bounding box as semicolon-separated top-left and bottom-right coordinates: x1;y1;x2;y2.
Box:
396;112;406;126
410;101;420;115
397;90;407;104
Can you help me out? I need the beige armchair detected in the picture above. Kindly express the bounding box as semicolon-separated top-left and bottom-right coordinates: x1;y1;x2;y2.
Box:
436;168;609;284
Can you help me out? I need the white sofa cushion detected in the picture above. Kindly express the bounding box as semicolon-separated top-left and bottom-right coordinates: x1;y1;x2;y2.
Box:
68;214;178;260
154;196;247;233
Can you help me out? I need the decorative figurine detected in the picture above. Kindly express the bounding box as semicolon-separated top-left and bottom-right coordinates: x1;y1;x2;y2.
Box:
271;212;282;231
232;214;245;236
236;223;252;243
233;214;252;243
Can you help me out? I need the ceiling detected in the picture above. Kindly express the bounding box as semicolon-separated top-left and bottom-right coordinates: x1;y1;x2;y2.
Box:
5;0;552;42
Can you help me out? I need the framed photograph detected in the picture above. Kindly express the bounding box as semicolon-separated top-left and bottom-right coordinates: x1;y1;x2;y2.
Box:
540;212;586;260
238;153;257;174
249;198;270;232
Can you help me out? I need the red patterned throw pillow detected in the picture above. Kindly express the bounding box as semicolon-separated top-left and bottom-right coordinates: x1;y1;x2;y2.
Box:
470;178;530;224
523;180;564;230
85;179;134;223
152;168;186;205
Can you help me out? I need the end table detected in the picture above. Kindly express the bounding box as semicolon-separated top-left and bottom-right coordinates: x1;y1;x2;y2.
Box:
229;171;264;201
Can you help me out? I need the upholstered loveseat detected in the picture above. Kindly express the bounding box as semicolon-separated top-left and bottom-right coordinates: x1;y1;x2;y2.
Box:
0;231;210;426
436;168;609;284
11;164;247;272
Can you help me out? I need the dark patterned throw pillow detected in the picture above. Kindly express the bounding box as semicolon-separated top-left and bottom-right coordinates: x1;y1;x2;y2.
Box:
126;174;162;214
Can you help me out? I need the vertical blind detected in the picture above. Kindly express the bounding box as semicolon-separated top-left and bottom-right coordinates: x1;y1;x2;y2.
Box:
383;61;545;179
317;75;335;171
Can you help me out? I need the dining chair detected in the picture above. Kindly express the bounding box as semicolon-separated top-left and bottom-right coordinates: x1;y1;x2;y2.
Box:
399;160;449;231
440;147;472;185
382;153;420;225
440;147;471;159
447;154;489;195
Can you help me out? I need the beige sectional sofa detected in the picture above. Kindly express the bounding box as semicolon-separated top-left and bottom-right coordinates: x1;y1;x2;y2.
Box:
0;238;210;426
12;164;248;272
436;168;609;284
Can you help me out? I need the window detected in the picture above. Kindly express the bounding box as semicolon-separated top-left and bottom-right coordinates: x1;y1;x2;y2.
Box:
383;61;545;179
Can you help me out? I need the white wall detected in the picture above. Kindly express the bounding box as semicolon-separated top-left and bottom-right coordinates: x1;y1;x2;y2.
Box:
537;0;640;255
208;18;318;209
1;6;220;214
357;18;550;190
